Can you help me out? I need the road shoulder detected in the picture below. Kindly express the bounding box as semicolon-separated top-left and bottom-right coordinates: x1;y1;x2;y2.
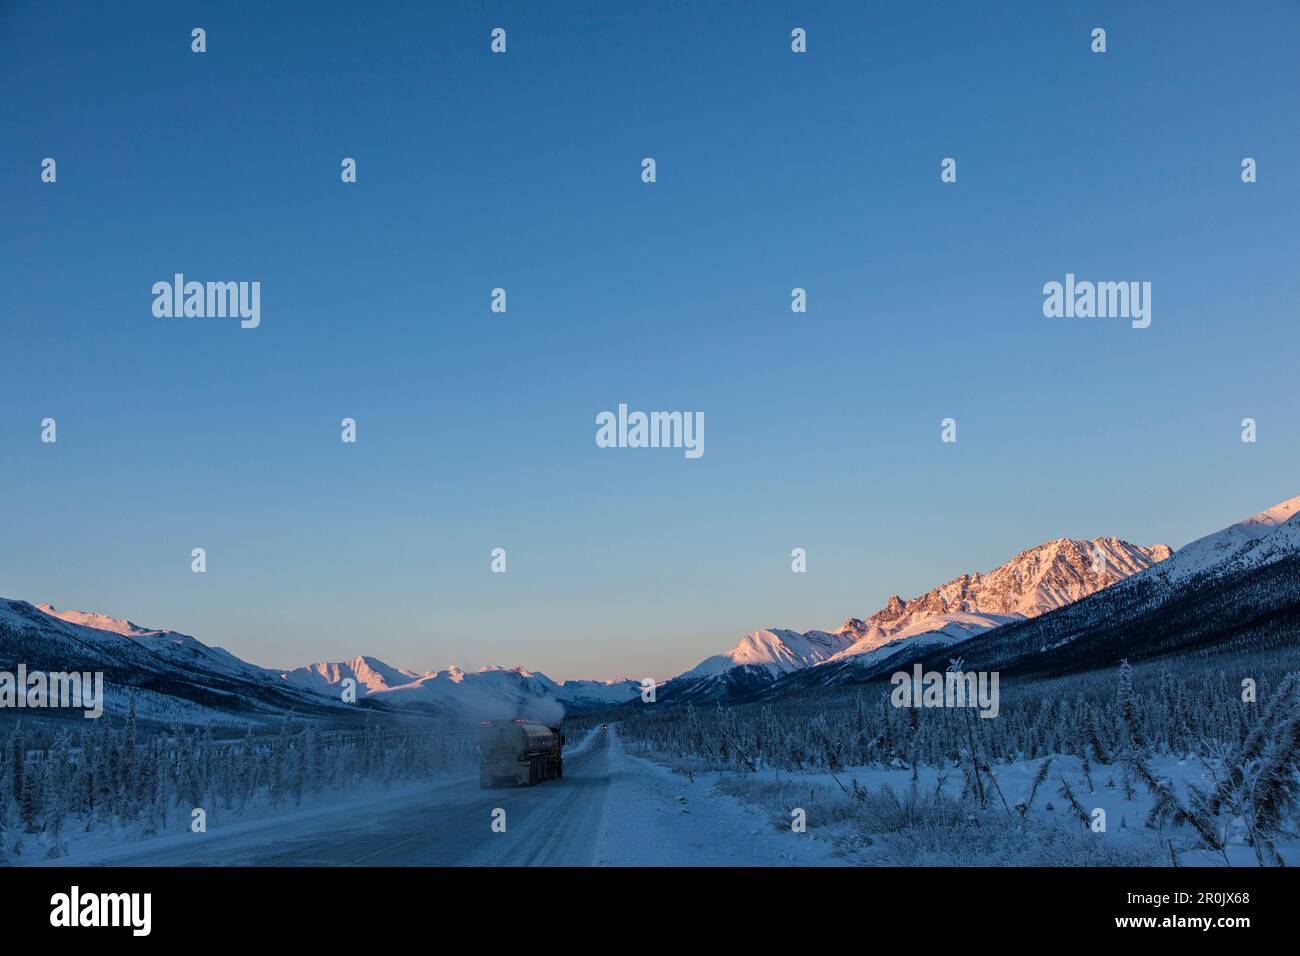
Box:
594;728;846;866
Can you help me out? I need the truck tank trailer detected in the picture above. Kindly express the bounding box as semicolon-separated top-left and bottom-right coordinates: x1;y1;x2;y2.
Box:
477;719;565;788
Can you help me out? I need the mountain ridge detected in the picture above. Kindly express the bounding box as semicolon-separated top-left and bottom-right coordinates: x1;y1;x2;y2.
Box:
769;493;1300;694
662;533;1171;702
9;492;1296;720
5;603;642;721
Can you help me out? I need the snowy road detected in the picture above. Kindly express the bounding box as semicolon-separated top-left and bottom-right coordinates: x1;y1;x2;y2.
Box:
62;727;614;867
40;725;840;867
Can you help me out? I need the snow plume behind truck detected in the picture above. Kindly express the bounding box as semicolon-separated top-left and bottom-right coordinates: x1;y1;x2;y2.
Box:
477;719;565;788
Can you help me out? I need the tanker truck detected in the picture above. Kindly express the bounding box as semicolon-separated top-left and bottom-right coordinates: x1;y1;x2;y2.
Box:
477;719;565;788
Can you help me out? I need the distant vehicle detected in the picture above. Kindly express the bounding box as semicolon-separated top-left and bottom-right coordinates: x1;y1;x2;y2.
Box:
477;719;564;788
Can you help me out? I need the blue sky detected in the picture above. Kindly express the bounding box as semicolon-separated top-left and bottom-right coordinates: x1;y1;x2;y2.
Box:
2;1;1298;681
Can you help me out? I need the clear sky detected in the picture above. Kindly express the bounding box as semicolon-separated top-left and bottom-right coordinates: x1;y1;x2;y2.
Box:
2;1;1298;681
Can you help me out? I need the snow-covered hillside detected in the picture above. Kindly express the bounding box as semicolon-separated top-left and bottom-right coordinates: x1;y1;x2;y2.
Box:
819;611;1023;673
281;655;423;695
0;599;347;722
681;628;856;679
794;492;1300;689
664;534;1169;701
829;536;1169;659
35;603;274;685
1138;494;1300;584
0;601;639;723
10;493;1294;720
283;659;641;717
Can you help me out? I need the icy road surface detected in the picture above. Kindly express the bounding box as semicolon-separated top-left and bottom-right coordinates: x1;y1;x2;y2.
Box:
44;726;841;867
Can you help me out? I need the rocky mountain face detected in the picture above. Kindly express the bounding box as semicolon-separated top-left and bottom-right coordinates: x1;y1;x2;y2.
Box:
777;494;1300;693
660;535;1172;702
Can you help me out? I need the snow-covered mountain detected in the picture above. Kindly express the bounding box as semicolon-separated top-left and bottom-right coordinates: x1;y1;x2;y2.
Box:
662;535;1170;702
35;603;272;684
1142;494;1300;584
680;628;856;680
283;658;641;718
0;602;639;724
9;493;1293;722
0;599;347;724
784;492;1300;691
282;655;423;696
820;611;1024;674
829;536;1170;658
